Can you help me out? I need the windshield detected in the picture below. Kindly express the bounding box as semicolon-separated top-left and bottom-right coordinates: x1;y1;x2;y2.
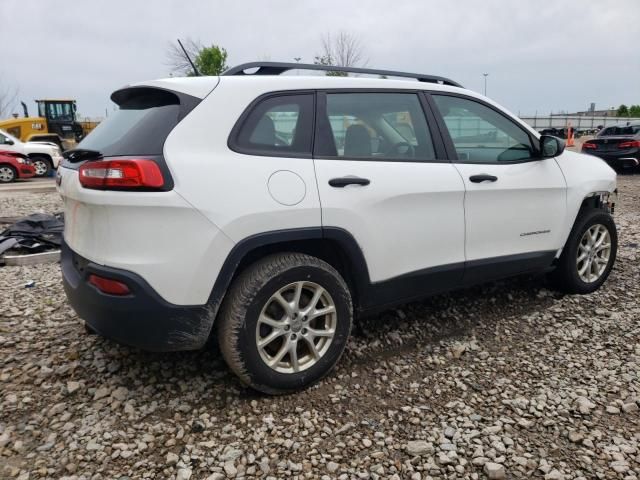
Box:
43;102;75;122
77;89;181;157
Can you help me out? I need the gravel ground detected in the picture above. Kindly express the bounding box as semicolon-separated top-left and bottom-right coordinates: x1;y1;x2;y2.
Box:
1;175;638;480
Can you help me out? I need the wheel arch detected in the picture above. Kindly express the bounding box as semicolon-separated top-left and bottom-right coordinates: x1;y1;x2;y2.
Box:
27;152;53;165
207;227;370;321
557;190;617;260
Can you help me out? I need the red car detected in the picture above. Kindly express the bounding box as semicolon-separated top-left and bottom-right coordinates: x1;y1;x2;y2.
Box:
0;151;36;183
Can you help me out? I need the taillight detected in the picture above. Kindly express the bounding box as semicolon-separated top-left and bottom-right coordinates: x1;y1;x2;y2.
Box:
582;142;597;150
88;274;131;295
79;159;164;190
618;140;640;149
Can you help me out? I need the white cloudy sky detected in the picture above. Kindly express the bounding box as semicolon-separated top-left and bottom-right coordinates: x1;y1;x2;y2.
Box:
2;0;638;118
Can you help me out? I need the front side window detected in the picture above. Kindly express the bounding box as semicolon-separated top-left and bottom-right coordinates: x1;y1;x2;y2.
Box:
432;95;534;163
234;94;314;156
318;92;436;161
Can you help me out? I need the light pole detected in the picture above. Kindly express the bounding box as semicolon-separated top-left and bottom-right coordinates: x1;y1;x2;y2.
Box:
294;57;302;75
483;73;489;96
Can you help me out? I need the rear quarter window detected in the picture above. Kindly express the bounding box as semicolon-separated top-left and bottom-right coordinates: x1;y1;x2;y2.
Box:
230;93;315;158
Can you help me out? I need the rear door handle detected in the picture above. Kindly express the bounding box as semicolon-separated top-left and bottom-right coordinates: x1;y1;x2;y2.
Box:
329;176;370;188
469;174;498;183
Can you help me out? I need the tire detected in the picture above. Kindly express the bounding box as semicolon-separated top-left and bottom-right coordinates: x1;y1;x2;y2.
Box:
0;165;16;183
218;253;352;394
31;157;51;177
549;208;617;294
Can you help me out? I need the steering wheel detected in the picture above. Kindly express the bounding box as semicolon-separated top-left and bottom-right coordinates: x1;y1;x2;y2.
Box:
385;141;415;158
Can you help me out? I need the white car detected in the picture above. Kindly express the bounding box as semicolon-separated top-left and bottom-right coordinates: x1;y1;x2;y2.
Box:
57;62;618;394
0;129;63;176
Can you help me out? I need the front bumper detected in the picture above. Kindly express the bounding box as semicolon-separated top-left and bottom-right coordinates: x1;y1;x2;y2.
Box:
19;165;35;178
61;241;213;351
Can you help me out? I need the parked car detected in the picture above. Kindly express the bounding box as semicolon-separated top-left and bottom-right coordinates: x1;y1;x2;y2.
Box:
57;62;618;394
0;151;36;182
0;129;63;177
539;127;581;139
581;122;640;171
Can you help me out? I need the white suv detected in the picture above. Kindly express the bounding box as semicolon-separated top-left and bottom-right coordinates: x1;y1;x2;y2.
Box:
57;62;618;394
0;129;63;176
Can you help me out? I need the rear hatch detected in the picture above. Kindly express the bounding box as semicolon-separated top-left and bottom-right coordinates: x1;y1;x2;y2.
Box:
60;86;201;186
56;82;229;305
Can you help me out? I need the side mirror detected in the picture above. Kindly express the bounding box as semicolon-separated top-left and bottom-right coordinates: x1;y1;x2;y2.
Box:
539;135;565;158
4;139;14;145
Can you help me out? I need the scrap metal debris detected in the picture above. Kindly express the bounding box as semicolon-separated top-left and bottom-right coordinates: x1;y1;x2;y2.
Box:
0;213;64;265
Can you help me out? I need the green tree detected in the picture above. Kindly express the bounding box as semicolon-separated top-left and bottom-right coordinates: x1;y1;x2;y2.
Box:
617;104;629;117
629;105;640;117
193;45;228;76
166;39;228;76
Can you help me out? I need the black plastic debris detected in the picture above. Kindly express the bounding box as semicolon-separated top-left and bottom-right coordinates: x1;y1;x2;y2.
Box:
0;213;64;256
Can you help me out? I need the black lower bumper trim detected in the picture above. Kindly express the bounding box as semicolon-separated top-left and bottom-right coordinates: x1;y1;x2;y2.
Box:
61;241;212;351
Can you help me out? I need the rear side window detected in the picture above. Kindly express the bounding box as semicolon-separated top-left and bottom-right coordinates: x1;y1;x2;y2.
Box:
78;88;197;157
316;92;436;161
232;94;314;157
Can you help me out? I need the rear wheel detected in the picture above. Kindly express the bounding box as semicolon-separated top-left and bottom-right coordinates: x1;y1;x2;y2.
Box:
31;157;51;177
218;253;352;394
549;209;617;294
0;165;16;183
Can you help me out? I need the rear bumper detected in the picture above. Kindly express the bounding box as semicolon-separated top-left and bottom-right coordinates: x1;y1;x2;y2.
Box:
61;241;213;352
584;151;639;169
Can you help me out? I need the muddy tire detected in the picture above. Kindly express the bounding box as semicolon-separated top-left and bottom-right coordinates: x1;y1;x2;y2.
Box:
217;253;352;395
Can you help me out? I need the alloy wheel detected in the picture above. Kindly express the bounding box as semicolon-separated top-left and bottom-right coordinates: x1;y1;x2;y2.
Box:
256;281;337;374
33;159;48;176
576;224;611;283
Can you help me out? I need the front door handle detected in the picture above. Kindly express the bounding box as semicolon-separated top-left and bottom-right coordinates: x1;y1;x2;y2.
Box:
329;176;370;188
469;174;498;183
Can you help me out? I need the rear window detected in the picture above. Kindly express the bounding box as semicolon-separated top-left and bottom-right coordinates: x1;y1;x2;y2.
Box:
77;88;191;157
599;125;640;136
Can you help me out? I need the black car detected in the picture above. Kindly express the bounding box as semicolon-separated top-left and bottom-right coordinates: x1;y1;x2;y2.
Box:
582;122;640;171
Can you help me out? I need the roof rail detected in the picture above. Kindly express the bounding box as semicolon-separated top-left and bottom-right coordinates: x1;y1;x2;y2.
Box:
222;62;463;88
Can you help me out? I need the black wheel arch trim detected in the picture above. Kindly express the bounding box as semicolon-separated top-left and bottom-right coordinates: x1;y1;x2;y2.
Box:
206;226;372;314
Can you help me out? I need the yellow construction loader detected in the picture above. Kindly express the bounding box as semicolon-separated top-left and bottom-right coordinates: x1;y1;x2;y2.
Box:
0;99;97;151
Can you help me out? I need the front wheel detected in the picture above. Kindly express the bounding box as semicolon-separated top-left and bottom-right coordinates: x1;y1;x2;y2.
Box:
0;165;16;183
218;253;352;394
31;157;51;177
549;209;617;294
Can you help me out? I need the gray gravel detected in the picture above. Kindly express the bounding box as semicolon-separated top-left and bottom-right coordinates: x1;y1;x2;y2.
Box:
1;175;639;479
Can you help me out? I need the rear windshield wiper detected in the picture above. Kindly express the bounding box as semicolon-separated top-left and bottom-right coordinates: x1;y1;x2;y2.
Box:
63;148;103;163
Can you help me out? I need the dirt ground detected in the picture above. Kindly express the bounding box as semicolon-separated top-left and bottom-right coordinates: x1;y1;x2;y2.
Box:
0;175;638;480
